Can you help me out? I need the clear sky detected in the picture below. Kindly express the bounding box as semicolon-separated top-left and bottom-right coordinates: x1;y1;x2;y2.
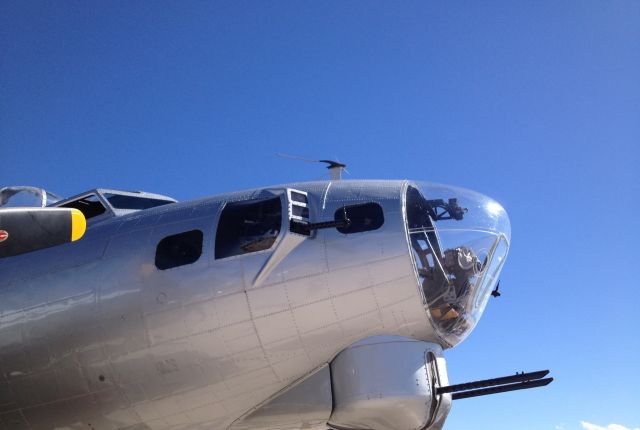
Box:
1;2;639;430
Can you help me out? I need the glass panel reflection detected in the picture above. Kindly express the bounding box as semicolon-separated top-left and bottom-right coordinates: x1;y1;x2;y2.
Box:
406;184;510;345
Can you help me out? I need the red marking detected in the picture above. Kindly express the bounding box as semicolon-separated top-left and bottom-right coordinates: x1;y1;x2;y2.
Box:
0;230;8;242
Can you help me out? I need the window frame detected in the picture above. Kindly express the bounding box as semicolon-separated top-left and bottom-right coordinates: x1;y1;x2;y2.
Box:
58;192;110;221
214;195;284;260
155;229;204;270
334;202;385;234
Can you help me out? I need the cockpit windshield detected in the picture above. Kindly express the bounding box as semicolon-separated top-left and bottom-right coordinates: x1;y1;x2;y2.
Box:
405;183;511;346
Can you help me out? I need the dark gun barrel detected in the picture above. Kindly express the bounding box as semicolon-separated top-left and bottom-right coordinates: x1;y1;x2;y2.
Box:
436;369;553;399
451;378;554;400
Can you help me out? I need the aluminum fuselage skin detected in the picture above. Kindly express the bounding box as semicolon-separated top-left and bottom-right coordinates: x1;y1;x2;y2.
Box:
0;180;441;430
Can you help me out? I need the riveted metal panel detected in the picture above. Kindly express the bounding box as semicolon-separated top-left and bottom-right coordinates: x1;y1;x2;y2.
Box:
0;180;440;429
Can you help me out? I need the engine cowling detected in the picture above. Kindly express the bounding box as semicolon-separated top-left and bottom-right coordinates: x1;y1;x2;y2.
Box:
329;336;451;430
230;336;452;430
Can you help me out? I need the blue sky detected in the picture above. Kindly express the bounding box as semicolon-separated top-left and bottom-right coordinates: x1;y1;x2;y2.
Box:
1;2;639;429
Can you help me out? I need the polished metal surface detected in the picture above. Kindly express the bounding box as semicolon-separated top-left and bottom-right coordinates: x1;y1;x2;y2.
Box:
230;365;332;430
0;179;506;429
328;336;450;430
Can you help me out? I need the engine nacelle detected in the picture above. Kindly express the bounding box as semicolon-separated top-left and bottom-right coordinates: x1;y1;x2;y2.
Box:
230;336;452;430
328;336;451;430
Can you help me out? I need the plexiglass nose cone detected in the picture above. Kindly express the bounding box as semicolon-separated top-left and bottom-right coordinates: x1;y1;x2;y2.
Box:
406;182;511;346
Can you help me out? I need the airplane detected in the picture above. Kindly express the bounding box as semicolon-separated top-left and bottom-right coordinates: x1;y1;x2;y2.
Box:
0;174;552;430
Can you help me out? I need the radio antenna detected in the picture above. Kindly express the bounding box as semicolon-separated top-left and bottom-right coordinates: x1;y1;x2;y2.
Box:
277;153;348;180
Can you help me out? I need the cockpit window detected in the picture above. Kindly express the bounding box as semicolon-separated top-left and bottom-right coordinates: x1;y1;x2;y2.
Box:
215;196;282;259
59;194;107;220
406;184;510;346
103;193;174;210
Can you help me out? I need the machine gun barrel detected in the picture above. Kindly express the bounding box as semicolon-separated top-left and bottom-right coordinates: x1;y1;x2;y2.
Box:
436;369;552;399
450;378;553;400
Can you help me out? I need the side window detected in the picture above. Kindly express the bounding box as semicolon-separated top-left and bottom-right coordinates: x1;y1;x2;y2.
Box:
335;202;384;234
155;230;203;270
60;194;107;219
215;197;282;259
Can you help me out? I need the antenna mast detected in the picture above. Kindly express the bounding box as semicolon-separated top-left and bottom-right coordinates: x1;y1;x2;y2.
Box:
277;154;348;180
319;160;347;180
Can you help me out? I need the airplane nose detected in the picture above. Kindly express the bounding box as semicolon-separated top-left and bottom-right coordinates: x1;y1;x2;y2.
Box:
405;183;511;346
